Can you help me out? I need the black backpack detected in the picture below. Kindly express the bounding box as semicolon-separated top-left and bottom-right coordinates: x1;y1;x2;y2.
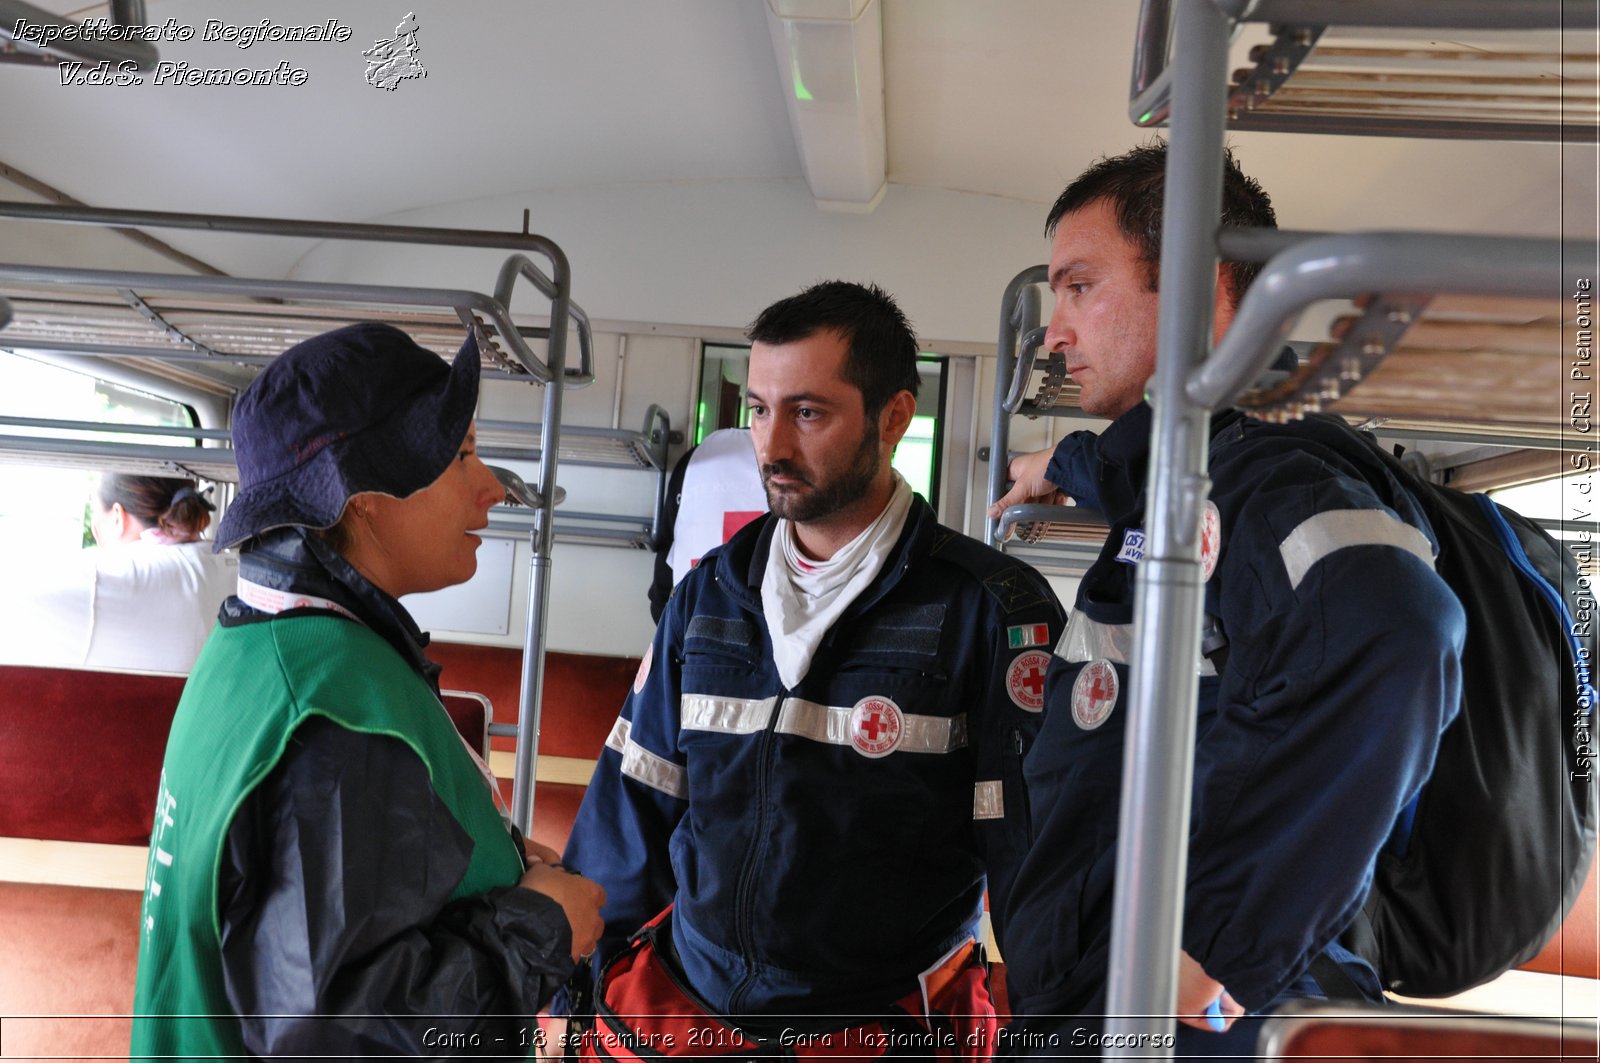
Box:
1286;420;1598;996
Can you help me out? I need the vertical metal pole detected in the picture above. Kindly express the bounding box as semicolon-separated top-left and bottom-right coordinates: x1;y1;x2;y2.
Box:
509;250;572;837
1103;0;1231;1055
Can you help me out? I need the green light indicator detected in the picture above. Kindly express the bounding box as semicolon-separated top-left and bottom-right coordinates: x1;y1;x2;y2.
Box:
791;58;813;102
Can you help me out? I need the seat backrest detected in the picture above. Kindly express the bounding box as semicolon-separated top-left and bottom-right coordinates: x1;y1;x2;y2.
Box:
428;642;638;759
0;665;187;845
1260;1000;1597;1062
440;688;492;760
1522;857;1599;980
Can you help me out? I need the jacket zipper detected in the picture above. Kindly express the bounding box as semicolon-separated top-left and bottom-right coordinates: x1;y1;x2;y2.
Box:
727;686;786;1014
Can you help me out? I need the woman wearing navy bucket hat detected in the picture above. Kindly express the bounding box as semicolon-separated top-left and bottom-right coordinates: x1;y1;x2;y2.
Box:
130;323;605;1059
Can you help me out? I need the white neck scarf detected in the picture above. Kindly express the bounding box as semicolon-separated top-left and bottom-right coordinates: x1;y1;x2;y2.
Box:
761;472;914;689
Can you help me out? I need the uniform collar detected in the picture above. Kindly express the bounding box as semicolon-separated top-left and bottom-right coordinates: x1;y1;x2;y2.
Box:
720;494;937;617
227;527;443;694
1095;401;1251;519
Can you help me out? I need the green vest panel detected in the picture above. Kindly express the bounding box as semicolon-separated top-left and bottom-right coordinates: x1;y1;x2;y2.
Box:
130;615;523;1058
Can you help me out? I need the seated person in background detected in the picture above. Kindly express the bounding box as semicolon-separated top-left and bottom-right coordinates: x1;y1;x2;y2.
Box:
647;426;767;622
987;144;1464;1055
131;323;606;1060
564;281;1065;1059
0;473;236;673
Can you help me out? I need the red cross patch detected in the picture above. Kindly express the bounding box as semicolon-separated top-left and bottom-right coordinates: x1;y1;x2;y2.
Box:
1006;650;1051;712
849;696;904;758
1072;658;1119;730
632;642;654;694
1200;500;1222;582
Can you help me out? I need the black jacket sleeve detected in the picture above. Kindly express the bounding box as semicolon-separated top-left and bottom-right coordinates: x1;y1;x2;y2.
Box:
218;716;575;1059
648;444;696;623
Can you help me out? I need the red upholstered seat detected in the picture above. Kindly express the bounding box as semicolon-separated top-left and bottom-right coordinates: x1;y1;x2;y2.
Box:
441;688;491;759
0;665;186;845
1522;858;1600;981
1259;999;1597;1061
428;643;637;760
0;664;505;846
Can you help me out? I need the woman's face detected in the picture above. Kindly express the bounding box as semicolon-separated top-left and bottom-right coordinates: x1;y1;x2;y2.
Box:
344;423;504;598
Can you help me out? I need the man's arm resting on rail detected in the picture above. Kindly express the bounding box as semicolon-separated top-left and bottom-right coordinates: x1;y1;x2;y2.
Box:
986;431;1102;519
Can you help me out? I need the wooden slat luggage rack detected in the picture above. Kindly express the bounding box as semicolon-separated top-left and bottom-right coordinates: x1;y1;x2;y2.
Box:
0;202;671;835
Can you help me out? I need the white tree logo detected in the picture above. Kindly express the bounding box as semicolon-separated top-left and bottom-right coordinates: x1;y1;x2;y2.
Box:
364;12;426;91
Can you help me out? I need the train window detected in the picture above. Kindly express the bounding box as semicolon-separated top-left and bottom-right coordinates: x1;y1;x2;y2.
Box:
696;344;946;507
0;352;197;554
697;344;751;442
1491;472;1596;574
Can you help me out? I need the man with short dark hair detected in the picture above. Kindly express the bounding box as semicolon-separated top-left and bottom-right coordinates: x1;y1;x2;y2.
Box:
989;145;1464;1053
566;280;1064;1057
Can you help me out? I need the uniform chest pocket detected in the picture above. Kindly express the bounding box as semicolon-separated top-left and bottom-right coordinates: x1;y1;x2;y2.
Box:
681;614;759;676
825;603;950;683
829;654;951;686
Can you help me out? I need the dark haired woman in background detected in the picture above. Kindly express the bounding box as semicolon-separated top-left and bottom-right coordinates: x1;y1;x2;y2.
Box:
91;474;214;549
0;473;236;672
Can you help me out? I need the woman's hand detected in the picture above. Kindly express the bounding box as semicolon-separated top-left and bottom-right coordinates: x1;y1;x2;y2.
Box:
524;838;563;866
519;863;606;962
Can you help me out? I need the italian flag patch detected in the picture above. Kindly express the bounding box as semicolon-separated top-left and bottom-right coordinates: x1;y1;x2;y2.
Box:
1008;623;1049;649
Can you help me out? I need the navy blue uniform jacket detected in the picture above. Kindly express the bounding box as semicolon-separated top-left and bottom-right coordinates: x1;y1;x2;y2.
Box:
564;496;1065;1016
1004;405;1465;1015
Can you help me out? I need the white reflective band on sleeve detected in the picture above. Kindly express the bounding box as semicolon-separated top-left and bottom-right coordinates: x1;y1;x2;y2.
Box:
680;693;778;734
605;717;688;799
973;780;1005;820
775;699;968;754
1279;509;1436;592
1056;610;1216;677
605;716;630;754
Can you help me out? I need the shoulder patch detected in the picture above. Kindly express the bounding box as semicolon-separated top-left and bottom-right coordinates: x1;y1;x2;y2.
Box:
1006;650;1051;712
922;521;1056;614
981;567;1051;613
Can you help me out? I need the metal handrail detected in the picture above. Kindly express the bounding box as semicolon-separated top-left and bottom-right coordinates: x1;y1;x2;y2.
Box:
0;260;548;374
0;0;160;70
494;253;596;386
1001;286;1044;413
1190;229;1588;411
986;264;1047;546
639;404;672;468
0;415;229;440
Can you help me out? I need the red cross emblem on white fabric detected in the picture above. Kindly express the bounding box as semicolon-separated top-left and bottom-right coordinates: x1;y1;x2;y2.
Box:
849;696;904;758
1007;650;1052;712
1200;500;1222;581
1072;658;1119;730
632;642;654;694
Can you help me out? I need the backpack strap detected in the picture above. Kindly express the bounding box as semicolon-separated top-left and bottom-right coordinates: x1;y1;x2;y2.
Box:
1200;613;1230;672
1308;952;1370;1002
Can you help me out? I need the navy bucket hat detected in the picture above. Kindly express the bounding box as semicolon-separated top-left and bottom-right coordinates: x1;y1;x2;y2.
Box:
215;322;480;550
